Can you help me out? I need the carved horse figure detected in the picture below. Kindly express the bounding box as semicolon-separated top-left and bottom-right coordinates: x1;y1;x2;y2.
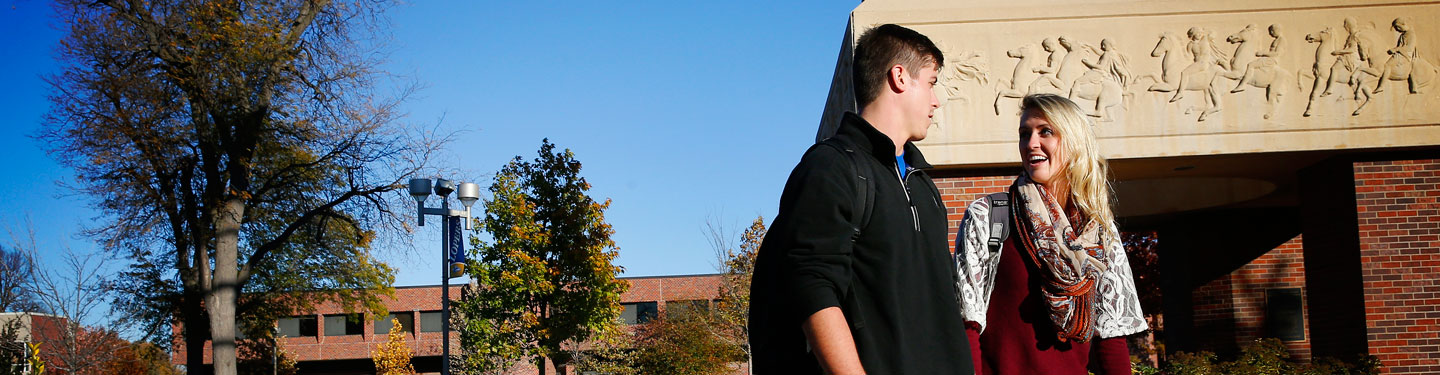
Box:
1224;24;1264;80
931;50;990;128
1071;38;1131;122
1353;17;1438;115
1304;27;1342;116
1032;36;1093;95
995;44;1044;115
1227;24;1294;119
1142;32;1188;92
1070;70;1129;121
1151;28;1229;121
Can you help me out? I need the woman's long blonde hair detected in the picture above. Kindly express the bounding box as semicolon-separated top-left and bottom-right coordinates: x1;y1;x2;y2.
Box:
1019;94;1115;229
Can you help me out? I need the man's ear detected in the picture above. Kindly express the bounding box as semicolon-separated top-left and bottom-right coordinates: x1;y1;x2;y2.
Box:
887;64;908;93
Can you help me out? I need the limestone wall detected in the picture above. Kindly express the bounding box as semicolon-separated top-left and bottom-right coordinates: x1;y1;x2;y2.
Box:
841;0;1440;167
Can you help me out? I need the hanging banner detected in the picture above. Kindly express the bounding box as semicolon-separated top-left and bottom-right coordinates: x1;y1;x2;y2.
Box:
446;216;466;278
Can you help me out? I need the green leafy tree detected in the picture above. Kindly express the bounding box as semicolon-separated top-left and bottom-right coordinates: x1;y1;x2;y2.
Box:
42;1;442;373
455;139;628;375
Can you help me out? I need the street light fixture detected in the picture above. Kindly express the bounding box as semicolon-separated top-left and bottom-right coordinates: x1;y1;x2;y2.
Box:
409;177;477;375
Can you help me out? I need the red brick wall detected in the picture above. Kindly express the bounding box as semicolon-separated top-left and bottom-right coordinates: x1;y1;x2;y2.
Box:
171;275;725;372
933;174;1017;249
620;274;722;310
1192;275;1239;356
1353;159;1440;375
172;285;463;365
1191;236;1312;361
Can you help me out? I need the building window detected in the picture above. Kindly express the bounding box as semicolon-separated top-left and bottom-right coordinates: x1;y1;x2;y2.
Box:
324;313;364;336
277;316;317;338
375;312;414;334
620;302;658;325
666;299;710;316
420;310;445;333
1264;288;1305;341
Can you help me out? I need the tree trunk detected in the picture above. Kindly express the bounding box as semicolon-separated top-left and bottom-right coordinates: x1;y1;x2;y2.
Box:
537;356;546;375
207;199;245;375
551;356;568;375
183;290;211;375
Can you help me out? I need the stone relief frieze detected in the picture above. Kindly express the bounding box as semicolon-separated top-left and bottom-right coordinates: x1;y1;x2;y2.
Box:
994;42;1046;115
922;9;1438;139
1355;17;1437;114
932;47;990;128
1227;24;1294;120
1303;25;1343;117
1295;17;1437;116
1149;27;1231;121
872;4;1440;166
992;37;1131;121
1072;39;1132;122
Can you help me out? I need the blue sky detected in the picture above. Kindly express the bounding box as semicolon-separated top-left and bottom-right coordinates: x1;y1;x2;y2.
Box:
0;0;858;289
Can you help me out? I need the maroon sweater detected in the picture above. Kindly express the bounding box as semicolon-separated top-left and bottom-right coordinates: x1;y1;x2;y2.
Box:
964;239;1130;375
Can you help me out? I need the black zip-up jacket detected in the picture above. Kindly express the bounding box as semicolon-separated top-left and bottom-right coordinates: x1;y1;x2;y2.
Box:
749;112;974;374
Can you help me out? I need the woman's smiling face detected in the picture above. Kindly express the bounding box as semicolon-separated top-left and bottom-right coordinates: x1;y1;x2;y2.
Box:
1019;109;1066;191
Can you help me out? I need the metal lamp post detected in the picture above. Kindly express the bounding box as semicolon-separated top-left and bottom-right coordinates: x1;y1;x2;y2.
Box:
410;177;479;375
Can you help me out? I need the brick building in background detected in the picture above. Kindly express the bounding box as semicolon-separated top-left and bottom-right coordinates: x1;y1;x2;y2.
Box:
172;274;722;375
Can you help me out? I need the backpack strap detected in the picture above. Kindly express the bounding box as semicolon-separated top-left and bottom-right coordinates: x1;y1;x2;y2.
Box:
984;192;1012;254
817;138;875;239
816;137;875;331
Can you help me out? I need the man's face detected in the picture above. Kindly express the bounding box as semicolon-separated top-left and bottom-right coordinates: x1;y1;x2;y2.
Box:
903;63;941;142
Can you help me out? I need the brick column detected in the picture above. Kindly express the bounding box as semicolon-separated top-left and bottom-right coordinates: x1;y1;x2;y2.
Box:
1353;159;1440;375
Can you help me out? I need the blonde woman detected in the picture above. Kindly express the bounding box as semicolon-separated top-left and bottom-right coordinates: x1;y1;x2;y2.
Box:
954;94;1147;374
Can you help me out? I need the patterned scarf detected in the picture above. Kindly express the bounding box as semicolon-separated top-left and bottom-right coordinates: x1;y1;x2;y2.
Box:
1011;174;1110;343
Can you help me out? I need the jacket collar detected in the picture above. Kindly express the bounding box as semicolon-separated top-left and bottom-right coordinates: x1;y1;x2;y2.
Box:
837;112;933;170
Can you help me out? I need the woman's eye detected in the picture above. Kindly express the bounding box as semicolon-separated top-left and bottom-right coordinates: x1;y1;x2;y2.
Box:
1040;129;1054;136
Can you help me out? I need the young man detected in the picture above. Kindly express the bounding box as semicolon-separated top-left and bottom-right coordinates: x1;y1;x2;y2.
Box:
749;24;974;374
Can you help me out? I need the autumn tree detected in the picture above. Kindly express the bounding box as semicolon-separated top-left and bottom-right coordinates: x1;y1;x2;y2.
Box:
631;307;746;375
711;216;764;371
42;1;441;374
371;318;415;375
455;139;628;375
235;327;298;375
569;330;637;375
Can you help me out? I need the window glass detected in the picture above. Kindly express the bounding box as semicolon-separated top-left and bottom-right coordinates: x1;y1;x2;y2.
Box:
620;302;658;325
375;312;414;334
666;300;710;316
278;316;317;337
324;313;363;336
1265;288;1306;341
420;311;444;333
